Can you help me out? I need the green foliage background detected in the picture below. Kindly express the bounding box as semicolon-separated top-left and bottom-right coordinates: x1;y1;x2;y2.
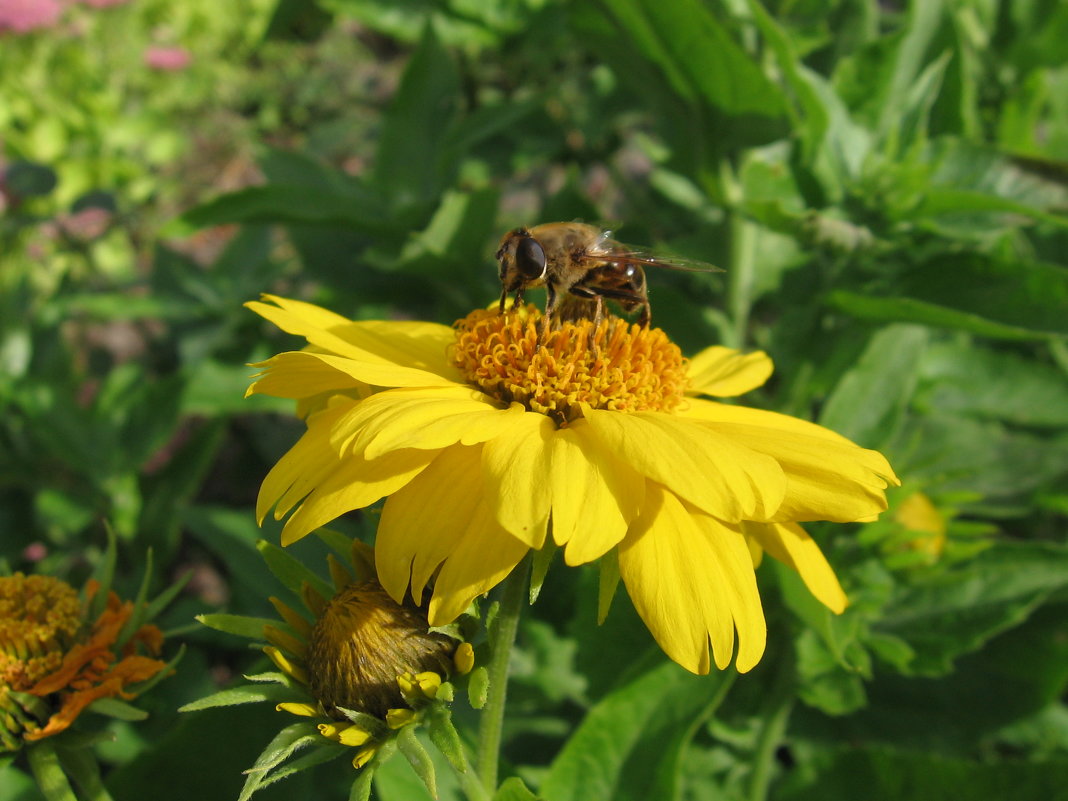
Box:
2;0;1067;799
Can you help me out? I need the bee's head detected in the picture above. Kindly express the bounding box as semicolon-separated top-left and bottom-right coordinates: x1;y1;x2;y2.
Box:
496;228;547;290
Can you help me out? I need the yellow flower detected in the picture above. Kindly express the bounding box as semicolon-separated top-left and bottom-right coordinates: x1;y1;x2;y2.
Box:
247;296;899;674
0;574;167;750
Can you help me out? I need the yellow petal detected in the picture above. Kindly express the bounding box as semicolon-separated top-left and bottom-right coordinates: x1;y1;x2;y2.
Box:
686;347;773;397
480;412;555;547
678;398;856;445
257;400;353;524
279;447;439;545
744;521;847;613
264;646;308;684
335;724;373;746
454;642;475;675
246;296;459;388
618;485;767;673
386;709;416;729
583;410;785;522
250;295;456;367
376;445;485;603
251;294;356;330
276;702;318;717
691;512;767;672
617;485;723;674
428;498;531;625
329;386;523;459
704;422;897;523
375;445;531;622
246;351;370;400
329;318;457;374
549;421;644;565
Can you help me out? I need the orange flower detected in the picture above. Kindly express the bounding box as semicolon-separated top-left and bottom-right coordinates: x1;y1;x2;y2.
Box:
0;574;168;749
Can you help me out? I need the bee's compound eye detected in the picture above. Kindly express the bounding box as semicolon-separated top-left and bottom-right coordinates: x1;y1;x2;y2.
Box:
515;236;546;279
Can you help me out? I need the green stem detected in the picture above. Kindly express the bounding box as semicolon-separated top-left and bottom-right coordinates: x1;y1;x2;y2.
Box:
476;557;530;794
719;159;756;350
60;744;117;801
746;658;796;801
26;741;79;801
673;670;738;776
452;744;493;801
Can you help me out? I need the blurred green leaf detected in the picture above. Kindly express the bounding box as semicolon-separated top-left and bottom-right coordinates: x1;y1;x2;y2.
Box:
180;184;392;231
914;342;1068;426
892;414;1068;498
778;745;1068;801
4;161;58;198
573;0;789;168
494;777;541;801
819;324;929;448
371;24;460;211
541;661;730;801
878;542;1068;675
895;253;1068;337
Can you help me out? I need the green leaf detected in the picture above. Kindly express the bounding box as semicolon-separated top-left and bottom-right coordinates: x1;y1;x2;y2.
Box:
778;745;1068;801
886;50;951;157
245;739;349;793
195;613;274;640
878;542;1068;675
794;628;870;716
181;184;392;232
467;666;489;710
53;745;108;801
4;161;57;197
914;342;1068;426
397;726;437;800
85;698;148;722
823;294;1005;339
494;777;541;801
350;767;375;801
257;540;335;601
872;0;947;145
372;22;460;209
179;682;295;713
540;662;732;801
425;708;466;775
237;722;323;801
373;733;463;801
819;324;929;447
25;742;77;801
745;0;828;160
901;253;1068;336
572;0;788;163
890;415;1068;497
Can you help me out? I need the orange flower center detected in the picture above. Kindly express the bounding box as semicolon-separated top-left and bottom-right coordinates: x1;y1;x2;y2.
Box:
0;574;82;692
451;306;688;424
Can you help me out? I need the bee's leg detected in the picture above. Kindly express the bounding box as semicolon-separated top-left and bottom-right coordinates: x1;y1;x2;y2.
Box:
566;285;604;353
589;296;605;352
540;284;558;343
500;287;525;314
637;300;651;327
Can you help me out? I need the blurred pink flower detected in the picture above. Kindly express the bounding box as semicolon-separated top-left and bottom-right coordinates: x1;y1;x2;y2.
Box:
58;207;113;241
143;45;191;71
0;0;63;33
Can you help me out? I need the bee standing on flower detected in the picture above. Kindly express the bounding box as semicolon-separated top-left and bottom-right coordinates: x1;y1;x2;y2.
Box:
495;222;721;336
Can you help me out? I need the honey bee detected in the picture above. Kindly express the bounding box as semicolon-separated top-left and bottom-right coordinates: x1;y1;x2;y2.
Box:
496;222;719;334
